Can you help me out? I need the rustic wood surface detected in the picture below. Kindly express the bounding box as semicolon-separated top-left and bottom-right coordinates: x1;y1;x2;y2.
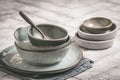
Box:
0;0;120;80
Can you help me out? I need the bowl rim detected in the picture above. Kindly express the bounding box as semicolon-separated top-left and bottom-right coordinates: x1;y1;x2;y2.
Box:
78;23;117;36
14;36;71;52
28;24;69;41
75;33;115;43
15;40;70;52
14;27;29;42
83;17;113;29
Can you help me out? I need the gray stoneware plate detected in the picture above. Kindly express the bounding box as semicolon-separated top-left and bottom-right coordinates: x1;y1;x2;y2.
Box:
0;43;83;74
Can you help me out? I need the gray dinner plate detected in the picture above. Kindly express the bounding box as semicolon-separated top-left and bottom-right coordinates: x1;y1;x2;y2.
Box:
0;43;83;74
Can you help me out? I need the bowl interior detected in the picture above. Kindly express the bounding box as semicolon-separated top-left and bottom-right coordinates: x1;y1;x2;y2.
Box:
29;24;68;39
14;27;29;42
83;17;112;29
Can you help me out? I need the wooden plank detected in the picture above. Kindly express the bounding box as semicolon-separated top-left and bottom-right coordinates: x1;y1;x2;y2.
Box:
13;0;115;27
0;19;21;51
91;66;120;80
106;0;120;5
15;0;73;18
0;0;22;20
13;1;72;23
12;7;70;28
67;77;80;80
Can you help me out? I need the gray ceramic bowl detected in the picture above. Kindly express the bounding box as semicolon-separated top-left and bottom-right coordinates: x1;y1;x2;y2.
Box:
78;24;117;41
75;33;115;50
15;43;69;66
83;17;112;34
14;27;71;51
28;24;69;46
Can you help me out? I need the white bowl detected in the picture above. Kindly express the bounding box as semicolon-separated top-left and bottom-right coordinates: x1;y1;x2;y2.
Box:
74;33;115;50
78;24;117;41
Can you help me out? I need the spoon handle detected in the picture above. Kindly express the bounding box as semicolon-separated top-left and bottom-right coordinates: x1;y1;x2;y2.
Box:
19;11;45;38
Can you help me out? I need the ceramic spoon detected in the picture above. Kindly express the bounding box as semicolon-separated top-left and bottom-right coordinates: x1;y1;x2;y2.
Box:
19;11;51;40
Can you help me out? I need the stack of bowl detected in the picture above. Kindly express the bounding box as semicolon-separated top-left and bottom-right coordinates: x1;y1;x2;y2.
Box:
14;24;71;66
75;17;117;50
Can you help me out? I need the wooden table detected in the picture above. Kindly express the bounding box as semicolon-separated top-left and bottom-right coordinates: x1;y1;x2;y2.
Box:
0;0;120;80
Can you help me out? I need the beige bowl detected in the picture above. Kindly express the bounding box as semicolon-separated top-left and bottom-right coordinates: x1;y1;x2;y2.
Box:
83;17;112;34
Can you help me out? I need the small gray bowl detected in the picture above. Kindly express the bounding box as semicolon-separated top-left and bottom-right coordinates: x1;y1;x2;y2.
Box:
78;23;117;41
83;17;112;34
28;24;69;46
15;43;69;66
14;27;71;51
75;33;115;50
